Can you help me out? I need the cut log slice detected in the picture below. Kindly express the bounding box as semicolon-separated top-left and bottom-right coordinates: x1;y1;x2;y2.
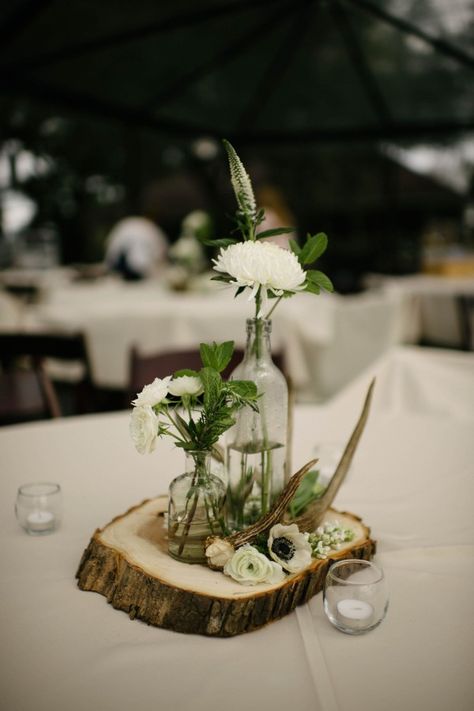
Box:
76;496;376;637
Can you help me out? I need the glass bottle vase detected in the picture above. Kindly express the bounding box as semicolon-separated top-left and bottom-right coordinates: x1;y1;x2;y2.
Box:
168;450;226;564
226;318;288;529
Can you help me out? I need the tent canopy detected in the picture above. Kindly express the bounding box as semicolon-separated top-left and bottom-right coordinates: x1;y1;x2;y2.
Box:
0;0;473;144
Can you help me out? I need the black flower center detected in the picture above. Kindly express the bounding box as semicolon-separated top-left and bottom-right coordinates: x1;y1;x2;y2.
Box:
271;537;295;561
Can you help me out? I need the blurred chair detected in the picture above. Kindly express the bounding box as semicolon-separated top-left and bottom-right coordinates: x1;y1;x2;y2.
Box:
457;295;474;351
0;358;61;426
0;332;94;423
128;346;286;403
0;289;23;328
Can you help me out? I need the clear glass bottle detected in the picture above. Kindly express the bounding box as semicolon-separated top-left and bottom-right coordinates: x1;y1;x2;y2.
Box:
168;450;226;564
226;318;288;529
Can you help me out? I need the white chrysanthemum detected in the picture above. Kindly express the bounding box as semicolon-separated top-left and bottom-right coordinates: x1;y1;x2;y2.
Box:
132;376;172;407
268;523;312;573
168;375;203;397
213;241;306;312
129;405;159;454
224;544;285;585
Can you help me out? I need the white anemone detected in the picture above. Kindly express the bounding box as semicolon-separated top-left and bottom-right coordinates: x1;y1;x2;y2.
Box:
132;376;172;408
213;241;306;313
268;523;312;573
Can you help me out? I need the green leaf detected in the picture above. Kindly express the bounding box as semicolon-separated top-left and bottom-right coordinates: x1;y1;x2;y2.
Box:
306;270;334;293
199;367;222;409
267;289;295;299
288;469;326;518
199;237;237;248
186;417;197;436
200;341;235;372
289;239;301;257
173;411;192;440
210;274;233;284
299;233;328;265
175;440;205;452
304;281;320;295
234;285;246;298
227;380;258;400
256;227;294;240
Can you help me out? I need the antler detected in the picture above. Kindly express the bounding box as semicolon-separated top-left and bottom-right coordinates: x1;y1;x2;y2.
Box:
286;378;375;532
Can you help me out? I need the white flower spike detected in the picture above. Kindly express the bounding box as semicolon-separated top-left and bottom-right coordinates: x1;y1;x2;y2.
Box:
222;140;256;218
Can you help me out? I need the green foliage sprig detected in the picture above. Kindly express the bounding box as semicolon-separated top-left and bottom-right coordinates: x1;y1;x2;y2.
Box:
160;341;258;453
287;469;326;519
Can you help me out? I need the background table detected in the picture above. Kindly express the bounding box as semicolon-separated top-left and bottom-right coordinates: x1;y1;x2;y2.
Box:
1;346;473;711
365;273;474;348
1;273;416;401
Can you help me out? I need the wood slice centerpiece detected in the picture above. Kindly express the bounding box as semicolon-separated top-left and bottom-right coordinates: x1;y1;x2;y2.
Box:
76;496;375;637
77;380;377;637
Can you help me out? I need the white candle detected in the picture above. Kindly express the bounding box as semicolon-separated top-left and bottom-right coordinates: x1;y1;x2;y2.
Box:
336;599;374;629
27;510;55;533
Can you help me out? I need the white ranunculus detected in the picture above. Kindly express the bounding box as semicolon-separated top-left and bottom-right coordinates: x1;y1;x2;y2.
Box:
212;241;306;310
266;560;286;584
132;376;172;407
205;538;235;568
129;405;159;454
224;544;285;585
168;375;203;397
268;523;312;573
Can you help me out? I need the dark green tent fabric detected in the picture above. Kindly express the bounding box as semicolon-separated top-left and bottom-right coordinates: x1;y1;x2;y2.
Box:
0;0;473;144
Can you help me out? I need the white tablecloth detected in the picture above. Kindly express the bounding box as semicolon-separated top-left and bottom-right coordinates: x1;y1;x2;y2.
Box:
1;346;473;711
365;273;474;346
8;275;415;401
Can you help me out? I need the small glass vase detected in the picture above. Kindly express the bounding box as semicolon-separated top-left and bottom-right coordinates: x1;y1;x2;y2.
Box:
168;450;226;564
226;318;288;529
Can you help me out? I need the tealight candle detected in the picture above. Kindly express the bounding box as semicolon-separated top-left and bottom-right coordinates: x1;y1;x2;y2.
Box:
16;483;62;535
324;560;388;634
336;598;374;630
26;510;55;533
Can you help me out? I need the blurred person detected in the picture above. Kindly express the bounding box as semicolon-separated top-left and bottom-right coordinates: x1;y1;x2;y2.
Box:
255;185;297;249
104;215;169;280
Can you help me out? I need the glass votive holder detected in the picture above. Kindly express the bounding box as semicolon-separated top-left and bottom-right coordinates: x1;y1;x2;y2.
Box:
313;442;345;486
15;482;62;535
323;559;389;635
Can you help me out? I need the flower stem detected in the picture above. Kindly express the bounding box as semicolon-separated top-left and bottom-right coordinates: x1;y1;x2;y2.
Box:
163;408;188;443
177;489;200;555
253;312;271;515
176;452;206;555
266;295;283;320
